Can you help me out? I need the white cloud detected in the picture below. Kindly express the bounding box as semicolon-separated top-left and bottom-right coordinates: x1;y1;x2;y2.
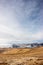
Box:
0;0;43;47
32;31;43;40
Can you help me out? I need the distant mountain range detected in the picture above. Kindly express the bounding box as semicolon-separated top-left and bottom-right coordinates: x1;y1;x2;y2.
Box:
0;43;43;48
11;43;43;48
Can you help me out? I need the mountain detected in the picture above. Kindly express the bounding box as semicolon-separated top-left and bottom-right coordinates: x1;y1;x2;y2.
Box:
12;44;20;48
0;43;43;48
11;43;43;48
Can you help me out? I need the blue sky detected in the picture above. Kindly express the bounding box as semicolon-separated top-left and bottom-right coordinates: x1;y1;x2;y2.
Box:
0;0;43;47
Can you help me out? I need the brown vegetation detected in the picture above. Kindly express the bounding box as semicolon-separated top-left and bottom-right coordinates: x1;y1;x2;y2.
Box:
0;47;43;65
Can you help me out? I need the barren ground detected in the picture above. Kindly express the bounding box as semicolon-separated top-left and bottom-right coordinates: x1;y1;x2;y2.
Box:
0;47;43;65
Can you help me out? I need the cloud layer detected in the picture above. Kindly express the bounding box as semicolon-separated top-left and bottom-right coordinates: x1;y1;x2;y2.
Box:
0;0;43;47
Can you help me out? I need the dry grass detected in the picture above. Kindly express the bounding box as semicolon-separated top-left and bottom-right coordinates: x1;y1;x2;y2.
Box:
0;47;43;65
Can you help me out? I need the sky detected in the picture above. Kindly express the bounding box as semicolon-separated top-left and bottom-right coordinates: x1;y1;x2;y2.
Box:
0;0;43;47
